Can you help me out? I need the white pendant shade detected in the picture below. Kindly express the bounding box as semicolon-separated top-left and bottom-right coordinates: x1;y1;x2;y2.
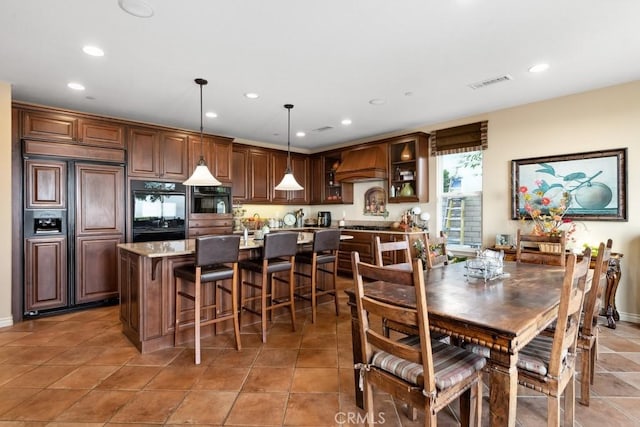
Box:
183;158;221;186
274;171;303;191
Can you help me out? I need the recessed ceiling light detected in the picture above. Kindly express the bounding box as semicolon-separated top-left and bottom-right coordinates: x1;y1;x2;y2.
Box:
296;131;306;137
205;112;217;118
244;92;259;99
82;45;104;57
528;63;550;73
369;98;386;105
67;82;85;91
341;119;352;125
118;0;154;18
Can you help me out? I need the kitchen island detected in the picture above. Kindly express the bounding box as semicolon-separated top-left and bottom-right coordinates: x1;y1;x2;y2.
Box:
117;232;341;353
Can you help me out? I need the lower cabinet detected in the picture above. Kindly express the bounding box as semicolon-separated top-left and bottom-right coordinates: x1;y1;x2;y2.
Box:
188;214;233;237
75;234;122;304
24;236;67;312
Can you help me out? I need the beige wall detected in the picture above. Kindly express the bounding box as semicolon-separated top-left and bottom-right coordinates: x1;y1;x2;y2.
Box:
0;82;12;326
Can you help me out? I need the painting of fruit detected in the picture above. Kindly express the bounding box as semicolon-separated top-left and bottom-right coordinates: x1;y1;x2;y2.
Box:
511;149;627;221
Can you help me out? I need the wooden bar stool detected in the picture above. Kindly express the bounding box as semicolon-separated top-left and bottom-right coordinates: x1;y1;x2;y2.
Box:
174;234;242;364
294;228;341;323
239;231;298;343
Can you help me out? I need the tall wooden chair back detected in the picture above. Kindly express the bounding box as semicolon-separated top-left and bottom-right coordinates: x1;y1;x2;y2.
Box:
424;231;449;269
515;229;566;266
352;251;485;426
578;239;612;405
373;235;412;272
517;247;592;426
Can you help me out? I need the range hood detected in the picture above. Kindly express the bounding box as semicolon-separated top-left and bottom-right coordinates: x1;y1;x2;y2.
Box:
334;145;387;182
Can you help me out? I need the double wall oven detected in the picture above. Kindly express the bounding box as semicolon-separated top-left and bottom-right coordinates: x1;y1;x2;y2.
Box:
131;180;186;242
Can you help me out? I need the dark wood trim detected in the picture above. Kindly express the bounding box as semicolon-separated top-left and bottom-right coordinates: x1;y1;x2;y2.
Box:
11;107;23;322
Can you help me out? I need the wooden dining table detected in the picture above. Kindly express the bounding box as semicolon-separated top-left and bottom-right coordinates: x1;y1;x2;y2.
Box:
345;260;568;427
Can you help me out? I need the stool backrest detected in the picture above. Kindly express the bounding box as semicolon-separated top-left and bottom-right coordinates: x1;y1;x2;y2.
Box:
195;234;241;266
262;232;299;259
313;229;341;253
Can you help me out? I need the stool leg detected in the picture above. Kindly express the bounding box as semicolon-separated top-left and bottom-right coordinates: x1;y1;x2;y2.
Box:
332;256;340;316
261;267;269;343
289;256;297;332
175;277;182;346
214;278;221;336
231;264;242;351
311;256;318;324
195;267;202;365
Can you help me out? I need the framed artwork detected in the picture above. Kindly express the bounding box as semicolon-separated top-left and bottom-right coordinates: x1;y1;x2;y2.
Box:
495;234;512;248
511;148;627;221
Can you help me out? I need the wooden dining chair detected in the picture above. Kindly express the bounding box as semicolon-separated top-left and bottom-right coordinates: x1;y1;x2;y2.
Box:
373;235;412;271
515;229;566;266
578;239;612;406
424;231;449;269
352;251;486;427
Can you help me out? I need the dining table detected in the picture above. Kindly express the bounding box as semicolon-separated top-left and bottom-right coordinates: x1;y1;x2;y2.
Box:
345;259;568;427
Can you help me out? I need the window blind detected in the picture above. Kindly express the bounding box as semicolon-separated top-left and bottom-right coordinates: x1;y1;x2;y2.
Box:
429;121;488;156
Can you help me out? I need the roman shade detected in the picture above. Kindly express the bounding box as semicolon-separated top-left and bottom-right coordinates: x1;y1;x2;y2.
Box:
429;120;488;156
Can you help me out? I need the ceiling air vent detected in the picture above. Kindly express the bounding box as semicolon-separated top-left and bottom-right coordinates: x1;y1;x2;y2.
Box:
313;126;334;132
468;74;513;90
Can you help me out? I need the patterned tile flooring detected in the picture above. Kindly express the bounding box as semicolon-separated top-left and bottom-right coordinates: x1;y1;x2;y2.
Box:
1;275;640;426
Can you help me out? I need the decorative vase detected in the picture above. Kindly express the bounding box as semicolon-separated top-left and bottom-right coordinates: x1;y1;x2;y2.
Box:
400;143;413;161
399;182;414;197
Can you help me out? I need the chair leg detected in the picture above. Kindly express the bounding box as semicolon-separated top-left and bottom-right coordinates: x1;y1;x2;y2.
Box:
459;388;471;427
194;270;202;365
580;345;591;406
564;374;576;427
364;380;375;427
548;395;560;427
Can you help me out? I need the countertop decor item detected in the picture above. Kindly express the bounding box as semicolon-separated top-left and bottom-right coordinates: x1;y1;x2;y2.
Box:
363;186;388;217
183;78;222;186
399;182;414;197
274;104;304;191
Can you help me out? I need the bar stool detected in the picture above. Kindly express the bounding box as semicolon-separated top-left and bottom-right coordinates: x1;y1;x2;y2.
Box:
174;234;241;365
294;228;341;323
239;231;299;343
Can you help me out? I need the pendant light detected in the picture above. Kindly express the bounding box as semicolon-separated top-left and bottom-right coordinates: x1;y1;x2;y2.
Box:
274;104;304;191
183;78;221;186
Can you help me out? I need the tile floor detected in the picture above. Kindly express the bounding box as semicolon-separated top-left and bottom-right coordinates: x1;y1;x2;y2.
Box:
1;275;640;426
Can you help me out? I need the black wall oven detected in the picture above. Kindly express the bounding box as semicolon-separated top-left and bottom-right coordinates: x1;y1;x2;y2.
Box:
191;186;231;214
131;180;186;242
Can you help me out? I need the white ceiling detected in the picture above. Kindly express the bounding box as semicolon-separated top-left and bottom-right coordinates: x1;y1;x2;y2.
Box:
2;0;639;152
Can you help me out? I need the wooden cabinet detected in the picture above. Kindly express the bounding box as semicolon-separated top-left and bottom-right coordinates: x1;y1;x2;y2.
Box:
128;127;188;180
232;146;250;203
248;148;271;203
22;110;76;142
24;236;67;312
24;159;67;209
271;151;309;204
74;163;125;303
77;118;124;148
310;151;353;205
387;132;430;203
188;135;233;184
187;214;233;237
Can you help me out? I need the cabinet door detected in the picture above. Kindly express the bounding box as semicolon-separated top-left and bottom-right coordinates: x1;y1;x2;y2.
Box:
24;236;67;312
160;132;188;180
22;110;76;141
212;139;232;183
75;163;125;235
309;155;323;204
289;154;309;204
249;148;271;203
128;127;160;177
24;159;67;209
118;249;140;335
232;147;249;203
271;151;289;204
75;234;123;303
78;118;125;148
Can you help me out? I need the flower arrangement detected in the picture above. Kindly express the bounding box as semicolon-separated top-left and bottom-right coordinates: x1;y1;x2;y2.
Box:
518;182;576;240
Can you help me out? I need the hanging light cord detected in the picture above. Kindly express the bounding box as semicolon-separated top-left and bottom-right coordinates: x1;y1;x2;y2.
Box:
195;78;208;162
285;104;293;172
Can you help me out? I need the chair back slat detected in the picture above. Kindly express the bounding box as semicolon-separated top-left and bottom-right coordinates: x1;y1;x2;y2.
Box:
582;239;612;336
548;248;592;376
424;231;449;269
516;229;567;266
373;235;412;270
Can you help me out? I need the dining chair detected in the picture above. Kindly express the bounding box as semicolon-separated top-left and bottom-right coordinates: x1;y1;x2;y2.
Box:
515;228;566;266
239;231;298;343
466;247;592;426
578;239;612;406
373;235;412;271
424;231;449;269
174;234;242;364
294;228;341;323
352;251;486;427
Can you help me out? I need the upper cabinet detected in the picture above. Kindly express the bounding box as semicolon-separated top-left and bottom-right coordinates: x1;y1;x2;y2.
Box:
271;151;309;204
309;151;353;205
128;127;188;180
231;145;250;203
387;132;430;203
188;135;233;185
248;148;271;203
21;110;124;148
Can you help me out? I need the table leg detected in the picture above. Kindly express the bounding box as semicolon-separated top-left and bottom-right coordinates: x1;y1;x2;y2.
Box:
601;257;622;329
488;352;518;427
347;292;364;408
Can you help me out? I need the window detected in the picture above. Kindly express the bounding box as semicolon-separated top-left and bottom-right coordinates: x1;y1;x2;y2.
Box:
437;151;483;250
